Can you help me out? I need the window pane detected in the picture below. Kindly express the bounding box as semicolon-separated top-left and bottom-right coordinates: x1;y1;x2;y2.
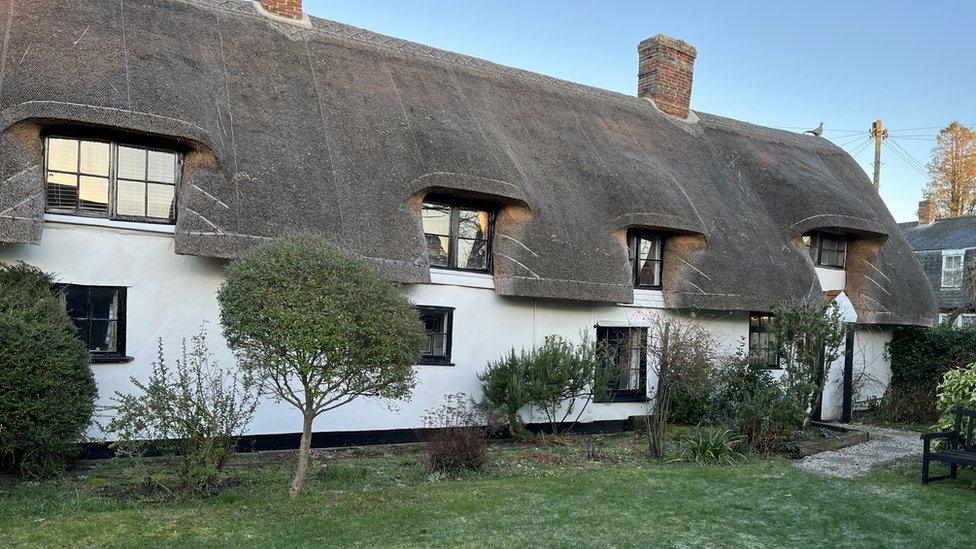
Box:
147;183;175;219
79;141;110;176
421;203;451;236
78;176;109;213
89;287;119;320
639;236;660;261
117;146;146;180
72;318;88;344
457;209;490;239
117;179;146;216
457;238;489;270
426;234;449;267
46;172;78;209
47;138;78;173
89;320;118;352
64;286;89;318
421;311;445;333
147;150;177;183
637;258;660;287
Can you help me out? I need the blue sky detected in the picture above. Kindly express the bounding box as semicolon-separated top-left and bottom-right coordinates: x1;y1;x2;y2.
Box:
305;1;976;222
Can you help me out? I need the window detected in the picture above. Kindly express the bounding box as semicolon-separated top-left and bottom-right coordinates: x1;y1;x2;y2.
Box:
417;306;453;365
962;314;976;328
45;136;179;223
804;232;847;268
942;254;964;288
628;232;663;288
596;326;648;402
421;199;494;272
749;313;779;368
57;284;128;362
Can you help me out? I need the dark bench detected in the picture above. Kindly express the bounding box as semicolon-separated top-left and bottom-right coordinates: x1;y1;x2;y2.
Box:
921;406;976;483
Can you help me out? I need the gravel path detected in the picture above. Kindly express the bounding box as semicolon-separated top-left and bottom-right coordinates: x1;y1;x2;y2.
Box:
792;423;922;479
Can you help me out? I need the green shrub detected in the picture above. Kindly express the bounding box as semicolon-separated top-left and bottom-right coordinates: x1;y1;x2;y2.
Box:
0;262;96;477
932;363;976;441
713;356;805;455
683;427;744;466
479;335;613;437
887;324;976;420
108;328;260;497
479;349;532;438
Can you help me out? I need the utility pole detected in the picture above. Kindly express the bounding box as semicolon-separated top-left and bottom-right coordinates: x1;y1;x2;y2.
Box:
871;119;889;190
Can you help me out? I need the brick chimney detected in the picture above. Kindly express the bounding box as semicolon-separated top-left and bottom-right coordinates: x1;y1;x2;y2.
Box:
258;0;303;20
918;199;938;225
638;34;697;119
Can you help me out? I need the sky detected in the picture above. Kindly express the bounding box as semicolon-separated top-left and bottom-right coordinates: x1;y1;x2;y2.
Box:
304;0;976;223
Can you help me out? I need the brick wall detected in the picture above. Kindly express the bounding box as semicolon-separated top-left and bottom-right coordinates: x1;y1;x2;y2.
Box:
259;0;303;19
638;35;697;119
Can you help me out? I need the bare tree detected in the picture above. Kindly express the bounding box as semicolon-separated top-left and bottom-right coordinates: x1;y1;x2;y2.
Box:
643;316;717;459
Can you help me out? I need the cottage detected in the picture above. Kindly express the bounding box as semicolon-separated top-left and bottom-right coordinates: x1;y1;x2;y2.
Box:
900;199;976;326
0;0;936;446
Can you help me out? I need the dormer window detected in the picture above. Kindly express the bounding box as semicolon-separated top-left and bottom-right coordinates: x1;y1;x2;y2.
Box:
803;231;846;269
45;136;180;224
628;231;663;289
942;253;964;289
421;198;494;272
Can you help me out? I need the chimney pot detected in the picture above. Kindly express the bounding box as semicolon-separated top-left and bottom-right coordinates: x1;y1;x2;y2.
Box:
258;0;303;20
918;199;938;225
638;34;697;119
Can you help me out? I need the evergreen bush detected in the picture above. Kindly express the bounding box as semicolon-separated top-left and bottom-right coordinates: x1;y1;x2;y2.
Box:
0;262;96;477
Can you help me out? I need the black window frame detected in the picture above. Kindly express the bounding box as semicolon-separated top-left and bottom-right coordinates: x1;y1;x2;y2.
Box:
804;231;847;269
421;196;496;273
748;312;780;369
43;132;182;225
417;305;454;366
595;326;649;402
56;284;130;364
628;231;664;289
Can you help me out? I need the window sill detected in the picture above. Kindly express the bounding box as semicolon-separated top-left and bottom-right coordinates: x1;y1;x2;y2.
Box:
90;355;134;364
417;361;455;367
44;213;176;235
429;268;495;289
597;394;650;404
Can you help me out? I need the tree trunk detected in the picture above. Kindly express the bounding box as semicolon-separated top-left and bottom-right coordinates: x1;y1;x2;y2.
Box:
289;413;314;497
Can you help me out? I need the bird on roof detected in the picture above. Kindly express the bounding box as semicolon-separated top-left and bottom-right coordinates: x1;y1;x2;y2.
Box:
804;123;824;137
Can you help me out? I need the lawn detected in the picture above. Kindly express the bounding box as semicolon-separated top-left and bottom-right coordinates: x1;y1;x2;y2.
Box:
2;434;975;548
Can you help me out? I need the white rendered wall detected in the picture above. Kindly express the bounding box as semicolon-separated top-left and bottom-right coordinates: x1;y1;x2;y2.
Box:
0;222;887;438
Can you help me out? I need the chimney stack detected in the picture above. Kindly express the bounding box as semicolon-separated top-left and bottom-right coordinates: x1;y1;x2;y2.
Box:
918;199;938;225
638;34;697;119
257;0;303;20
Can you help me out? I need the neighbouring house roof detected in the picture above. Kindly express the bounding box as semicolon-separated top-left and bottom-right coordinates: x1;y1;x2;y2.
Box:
0;0;937;325
899;216;976;251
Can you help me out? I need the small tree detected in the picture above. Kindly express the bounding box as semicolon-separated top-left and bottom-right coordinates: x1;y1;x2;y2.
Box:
643;316;717;459
108;328;260;497
217;235;424;497
479;350;532;438
768;301;846;427
0;262;96;478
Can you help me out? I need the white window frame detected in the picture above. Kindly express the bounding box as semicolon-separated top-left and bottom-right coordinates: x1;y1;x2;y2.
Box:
941;251;965;289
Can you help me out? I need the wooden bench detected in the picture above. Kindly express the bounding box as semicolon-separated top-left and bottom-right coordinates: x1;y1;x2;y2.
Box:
921;406;976;483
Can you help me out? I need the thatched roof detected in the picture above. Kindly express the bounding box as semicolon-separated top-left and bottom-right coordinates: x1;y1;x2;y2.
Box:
0;0;936;325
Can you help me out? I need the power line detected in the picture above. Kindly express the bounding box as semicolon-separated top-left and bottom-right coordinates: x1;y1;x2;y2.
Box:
833;133;870;148
849;138;873;158
885;140;929;179
888;138;930;172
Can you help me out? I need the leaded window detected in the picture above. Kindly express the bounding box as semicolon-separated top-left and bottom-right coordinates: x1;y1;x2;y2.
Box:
629;232;663;288
57;284;127;362
804;232;847;268
942;254;964;289
417;306;453;365
45;136;179;223
596;326;648;402
421;199;493;272
749;313;779;369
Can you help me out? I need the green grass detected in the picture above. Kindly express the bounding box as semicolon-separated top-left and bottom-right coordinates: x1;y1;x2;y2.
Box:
2;435;975;548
